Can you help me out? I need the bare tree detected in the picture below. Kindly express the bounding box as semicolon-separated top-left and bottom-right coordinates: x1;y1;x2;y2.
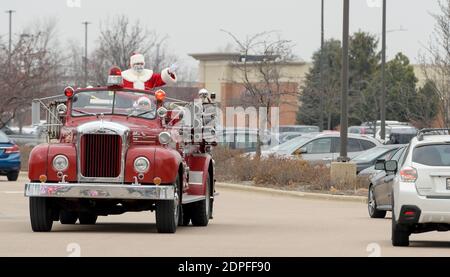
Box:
420;0;450;127
0;19;63;130
223;30;297;157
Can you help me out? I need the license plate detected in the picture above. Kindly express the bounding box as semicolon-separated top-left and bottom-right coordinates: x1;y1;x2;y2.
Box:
447;178;450;190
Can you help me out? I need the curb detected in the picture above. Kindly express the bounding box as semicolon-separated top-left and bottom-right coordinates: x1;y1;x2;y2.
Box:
216;182;367;204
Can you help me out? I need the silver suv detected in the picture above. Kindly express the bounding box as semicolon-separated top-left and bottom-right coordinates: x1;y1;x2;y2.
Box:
381;129;450;246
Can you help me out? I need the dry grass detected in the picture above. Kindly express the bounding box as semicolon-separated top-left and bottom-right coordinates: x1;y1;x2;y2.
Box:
18;144;34;171
213;146;368;196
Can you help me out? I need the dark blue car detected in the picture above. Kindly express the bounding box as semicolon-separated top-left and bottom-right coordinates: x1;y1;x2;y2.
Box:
0;130;20;181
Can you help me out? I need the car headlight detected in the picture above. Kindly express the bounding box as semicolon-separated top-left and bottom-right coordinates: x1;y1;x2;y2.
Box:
158;131;172;145
134;157;150;173
53;155;69;171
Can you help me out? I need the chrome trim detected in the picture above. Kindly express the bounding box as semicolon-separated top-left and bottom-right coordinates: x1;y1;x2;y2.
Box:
76;121;130;183
24;183;175;200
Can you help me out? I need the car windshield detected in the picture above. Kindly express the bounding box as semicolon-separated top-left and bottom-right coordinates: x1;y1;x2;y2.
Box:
413;144;450;166
0;131;9;143
352;147;393;162
71;90;157;119
269;136;312;153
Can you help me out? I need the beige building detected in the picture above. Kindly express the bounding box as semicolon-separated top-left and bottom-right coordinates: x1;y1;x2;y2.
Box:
189;52;311;127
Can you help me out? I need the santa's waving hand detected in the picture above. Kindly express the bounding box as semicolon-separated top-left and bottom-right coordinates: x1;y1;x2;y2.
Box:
122;53;177;90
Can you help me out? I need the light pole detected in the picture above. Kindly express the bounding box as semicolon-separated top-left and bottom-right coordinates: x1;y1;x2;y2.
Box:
318;0;325;131
82;21;91;87
339;0;350;162
380;0;387;141
5;10;15;68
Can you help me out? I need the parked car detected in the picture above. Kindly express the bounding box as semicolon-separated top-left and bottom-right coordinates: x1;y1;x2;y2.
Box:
358;145;405;180
0;130;21;181
352;144;405;173
256;132;381;164
382;129;450;246
366;146;407;218
348;126;375;136
375;126;417;144
217;127;272;152
277;125;320;134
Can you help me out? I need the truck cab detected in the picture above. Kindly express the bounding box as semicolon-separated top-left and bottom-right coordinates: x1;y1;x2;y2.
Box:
25;67;217;233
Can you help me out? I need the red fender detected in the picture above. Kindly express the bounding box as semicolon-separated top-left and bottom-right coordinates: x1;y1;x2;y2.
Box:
151;147;183;184
186;154;213;196
46;144;77;182
28;144;49;181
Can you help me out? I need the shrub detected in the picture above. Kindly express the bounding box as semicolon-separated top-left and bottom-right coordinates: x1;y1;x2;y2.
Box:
213;145;364;194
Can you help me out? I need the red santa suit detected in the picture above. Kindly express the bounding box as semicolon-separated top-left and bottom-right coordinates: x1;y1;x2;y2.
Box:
122;53;177;90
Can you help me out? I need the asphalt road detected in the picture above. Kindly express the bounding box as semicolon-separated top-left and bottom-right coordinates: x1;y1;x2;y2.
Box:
0;175;449;257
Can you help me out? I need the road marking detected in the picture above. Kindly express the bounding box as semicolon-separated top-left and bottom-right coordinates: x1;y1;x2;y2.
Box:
2;191;23;194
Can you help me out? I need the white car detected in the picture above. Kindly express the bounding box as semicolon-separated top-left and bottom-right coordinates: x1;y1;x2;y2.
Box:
385;129;450;246
249;132;381;164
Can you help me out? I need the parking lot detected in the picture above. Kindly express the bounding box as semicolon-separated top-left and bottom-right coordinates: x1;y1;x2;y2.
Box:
1;175;449;257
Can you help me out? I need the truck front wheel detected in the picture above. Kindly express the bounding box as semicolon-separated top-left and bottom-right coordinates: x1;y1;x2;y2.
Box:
155;175;181;233
29;197;53;232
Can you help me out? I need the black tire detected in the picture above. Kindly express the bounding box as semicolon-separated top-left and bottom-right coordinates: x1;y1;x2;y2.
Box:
191;172;210;227
29;197;53;232
368;185;387;219
79;213;97;225
7;171;19;181
155;175;181;233
60;211;78;224
391;199;410;247
181;204;191;226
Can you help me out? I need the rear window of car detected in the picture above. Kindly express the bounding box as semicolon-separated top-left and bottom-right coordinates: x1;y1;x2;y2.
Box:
0;131;9;143
413;144;450;166
360;140;376;150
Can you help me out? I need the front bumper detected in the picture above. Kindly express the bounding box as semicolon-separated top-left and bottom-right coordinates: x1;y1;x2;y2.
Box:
24;182;175;200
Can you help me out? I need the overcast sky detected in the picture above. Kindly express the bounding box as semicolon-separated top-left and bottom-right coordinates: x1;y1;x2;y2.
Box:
0;0;442;67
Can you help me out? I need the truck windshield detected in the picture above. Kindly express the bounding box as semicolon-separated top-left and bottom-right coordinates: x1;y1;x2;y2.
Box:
71;90;157;119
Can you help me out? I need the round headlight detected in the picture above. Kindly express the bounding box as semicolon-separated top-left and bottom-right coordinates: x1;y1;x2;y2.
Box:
158;131;172;145
53;155;69;171
134;157;150;173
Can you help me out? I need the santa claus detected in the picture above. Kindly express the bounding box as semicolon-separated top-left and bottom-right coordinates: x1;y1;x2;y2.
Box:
122;53;177;90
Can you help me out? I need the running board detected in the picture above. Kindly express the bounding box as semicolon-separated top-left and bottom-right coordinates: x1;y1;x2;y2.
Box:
182;193;219;204
182;194;206;204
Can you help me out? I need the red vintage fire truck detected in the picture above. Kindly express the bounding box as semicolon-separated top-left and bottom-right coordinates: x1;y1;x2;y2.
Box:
24;67;218;233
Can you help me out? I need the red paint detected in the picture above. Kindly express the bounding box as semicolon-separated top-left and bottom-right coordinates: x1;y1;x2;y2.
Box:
186;155;212;196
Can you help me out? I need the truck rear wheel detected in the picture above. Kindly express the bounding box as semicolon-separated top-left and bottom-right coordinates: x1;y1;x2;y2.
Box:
155;175;181;233
60;211;78;224
29;197;53;232
191;172;211;227
79;213;98;225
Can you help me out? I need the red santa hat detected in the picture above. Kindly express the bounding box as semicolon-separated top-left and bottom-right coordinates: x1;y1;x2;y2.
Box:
130;53;145;66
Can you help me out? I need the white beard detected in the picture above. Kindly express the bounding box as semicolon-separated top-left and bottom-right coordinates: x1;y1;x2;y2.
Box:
122;69;153;89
